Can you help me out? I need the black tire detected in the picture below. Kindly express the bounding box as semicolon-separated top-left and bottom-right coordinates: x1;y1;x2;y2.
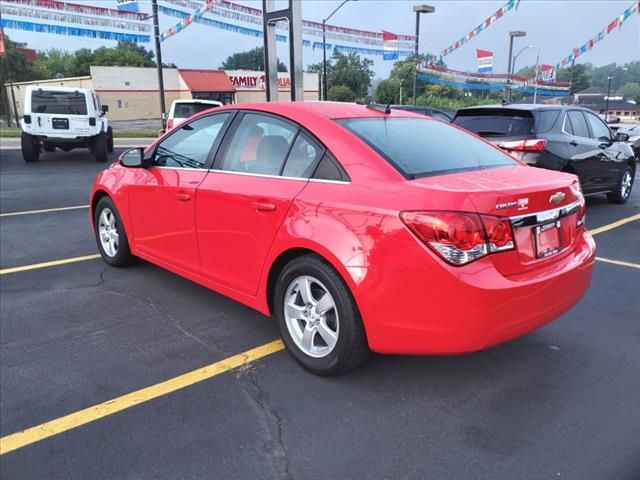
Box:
21;132;40;162
106;126;114;153
607;165;634;204
274;254;369;375
94;132;108;163
94;197;136;267
43;142;55;153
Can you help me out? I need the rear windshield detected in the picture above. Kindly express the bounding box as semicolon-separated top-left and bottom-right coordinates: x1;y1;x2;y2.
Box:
453;110;534;137
31;90;88;115
337;117;517;179
174;103;219;118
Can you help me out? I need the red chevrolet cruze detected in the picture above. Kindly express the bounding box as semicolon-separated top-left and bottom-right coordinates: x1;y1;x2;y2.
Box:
91;102;595;375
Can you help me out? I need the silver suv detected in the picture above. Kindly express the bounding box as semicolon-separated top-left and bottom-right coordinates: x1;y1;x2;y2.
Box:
21;86;114;162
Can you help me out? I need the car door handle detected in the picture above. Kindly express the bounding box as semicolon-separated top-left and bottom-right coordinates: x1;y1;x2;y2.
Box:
251;200;277;212
569;140;578;146
175;192;191;202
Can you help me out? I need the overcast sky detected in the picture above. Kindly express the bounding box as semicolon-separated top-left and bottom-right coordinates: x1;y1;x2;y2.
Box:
6;0;640;78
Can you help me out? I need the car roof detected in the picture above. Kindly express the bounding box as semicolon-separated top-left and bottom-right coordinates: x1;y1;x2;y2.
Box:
456;103;587;113
173;99;222;104
212;101;423;120
27;86;92;94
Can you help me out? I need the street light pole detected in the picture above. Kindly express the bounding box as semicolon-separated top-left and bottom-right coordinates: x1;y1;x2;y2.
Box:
506;30;525;102
605;67;627;121
151;0;167;132
411;5;435;106
322;0;353;101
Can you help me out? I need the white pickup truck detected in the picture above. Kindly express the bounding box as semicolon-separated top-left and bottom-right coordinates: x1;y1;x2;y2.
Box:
20;86;114;162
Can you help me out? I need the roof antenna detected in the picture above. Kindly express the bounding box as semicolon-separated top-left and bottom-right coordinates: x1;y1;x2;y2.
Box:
368;58;419;114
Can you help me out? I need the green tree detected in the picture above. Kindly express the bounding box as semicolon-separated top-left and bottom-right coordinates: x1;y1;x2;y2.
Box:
621;82;640;101
309;51;374;101
220;46;287;72
556;63;591;94
0;35;41;122
327;85;356;102
374;79;399;104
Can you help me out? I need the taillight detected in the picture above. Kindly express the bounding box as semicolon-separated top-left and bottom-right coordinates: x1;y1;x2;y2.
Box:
167;118;174;130
498;138;547;152
23;115;32;124
89;117;96;126
570;180;586;228
400;211;515;266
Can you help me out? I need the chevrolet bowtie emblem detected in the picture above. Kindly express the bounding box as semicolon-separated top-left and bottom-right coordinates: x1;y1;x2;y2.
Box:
549;192;566;205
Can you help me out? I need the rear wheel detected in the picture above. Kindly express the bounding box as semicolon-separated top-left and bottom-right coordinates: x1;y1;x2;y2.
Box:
274;255;369;375
607;165;634;204
94;132;108;163
94;197;135;267
106;126;114;153
21;132;40;162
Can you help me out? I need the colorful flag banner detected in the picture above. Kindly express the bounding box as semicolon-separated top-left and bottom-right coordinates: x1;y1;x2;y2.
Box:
539;64;555;82
0;4;151;32
432;0;519;64
416;73;568;97
117;0;139;13
382;31;399;60
0;18;150;42
476;49;493;73
555;1;638;70
2;0;148;21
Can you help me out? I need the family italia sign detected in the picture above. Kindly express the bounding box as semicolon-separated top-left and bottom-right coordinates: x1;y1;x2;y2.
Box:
227;71;292;91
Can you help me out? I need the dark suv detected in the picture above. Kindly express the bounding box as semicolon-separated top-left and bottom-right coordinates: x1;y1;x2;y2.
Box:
452;104;636;204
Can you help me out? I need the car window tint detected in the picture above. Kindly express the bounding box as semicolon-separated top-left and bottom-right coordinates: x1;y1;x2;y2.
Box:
31;90;88;115
174;103;218;119
154;113;229;169
313;154;346;181
338;117;517;179
282;133;322;178
563;113;574;135
222;113;297;175
584;112;611;141
567;111;590;138
536;110;560;133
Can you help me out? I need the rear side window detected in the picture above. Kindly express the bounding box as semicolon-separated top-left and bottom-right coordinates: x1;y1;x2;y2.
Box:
535;110;560;133
31;90;88;115
338;117;517;179
452;110;534;137
174;103;219;118
567;111;590;138
282;133;322;178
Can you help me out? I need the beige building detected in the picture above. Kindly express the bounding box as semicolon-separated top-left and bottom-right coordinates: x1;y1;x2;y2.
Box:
5;66;320;121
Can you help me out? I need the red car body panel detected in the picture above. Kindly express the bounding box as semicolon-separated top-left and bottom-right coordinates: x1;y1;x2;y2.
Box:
91;102;596;355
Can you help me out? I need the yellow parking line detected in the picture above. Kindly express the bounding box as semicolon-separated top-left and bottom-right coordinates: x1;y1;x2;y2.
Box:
0;340;285;455
0;205;89;217
596;257;640;269
0;254;101;275
590;213;640;236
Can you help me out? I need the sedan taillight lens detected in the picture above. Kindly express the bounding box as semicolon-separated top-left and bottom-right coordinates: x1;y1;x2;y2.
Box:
400;211;515;266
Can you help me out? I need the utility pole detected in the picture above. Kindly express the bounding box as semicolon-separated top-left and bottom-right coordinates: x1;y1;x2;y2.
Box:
568;57;575;102
322;0;353;101
411;5;434;106
151;0;167;132
605;67;628;122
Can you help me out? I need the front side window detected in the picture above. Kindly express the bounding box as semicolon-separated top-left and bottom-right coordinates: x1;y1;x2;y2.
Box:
154;113;229;169
221;113;297;175
584;112;611;142
31;90;88;115
566;111;590;138
338;117;517;179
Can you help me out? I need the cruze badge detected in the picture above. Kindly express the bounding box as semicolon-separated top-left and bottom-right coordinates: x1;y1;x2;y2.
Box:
549;192;566;205
496;198;529;211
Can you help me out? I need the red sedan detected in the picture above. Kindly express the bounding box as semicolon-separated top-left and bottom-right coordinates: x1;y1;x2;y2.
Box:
91;102;596;375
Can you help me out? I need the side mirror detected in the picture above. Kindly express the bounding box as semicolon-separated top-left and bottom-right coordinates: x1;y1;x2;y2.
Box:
120;147;144;168
101;105;109;114
615;132;629;142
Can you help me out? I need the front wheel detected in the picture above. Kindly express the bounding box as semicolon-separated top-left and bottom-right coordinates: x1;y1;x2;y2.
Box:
607;166;634;204
94;197;136;267
21;132;40;162
274;255;369;375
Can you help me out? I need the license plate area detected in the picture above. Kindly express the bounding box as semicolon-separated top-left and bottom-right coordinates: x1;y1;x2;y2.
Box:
52;118;69;130
534;221;562;258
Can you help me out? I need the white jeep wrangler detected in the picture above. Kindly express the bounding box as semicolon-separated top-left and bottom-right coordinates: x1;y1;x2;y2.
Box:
21;86;114;163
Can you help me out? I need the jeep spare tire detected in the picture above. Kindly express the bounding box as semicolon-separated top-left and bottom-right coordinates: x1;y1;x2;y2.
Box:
94;132;108;163
21;132;40;163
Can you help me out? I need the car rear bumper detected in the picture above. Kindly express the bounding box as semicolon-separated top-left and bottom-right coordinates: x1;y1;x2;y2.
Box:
357;229;596;355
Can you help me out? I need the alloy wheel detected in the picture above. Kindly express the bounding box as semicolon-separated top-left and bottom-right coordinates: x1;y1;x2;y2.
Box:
98;208;119;257
620;171;632;199
283;275;339;358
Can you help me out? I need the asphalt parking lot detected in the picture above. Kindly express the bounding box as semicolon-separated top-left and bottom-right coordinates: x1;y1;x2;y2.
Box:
0;143;638;480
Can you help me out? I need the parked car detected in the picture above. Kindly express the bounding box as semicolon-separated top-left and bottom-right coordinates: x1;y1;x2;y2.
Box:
167;99;222;131
389;104;454;121
615;124;640;159
21;86;113;162
91;102;595;375
453;104;636;204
